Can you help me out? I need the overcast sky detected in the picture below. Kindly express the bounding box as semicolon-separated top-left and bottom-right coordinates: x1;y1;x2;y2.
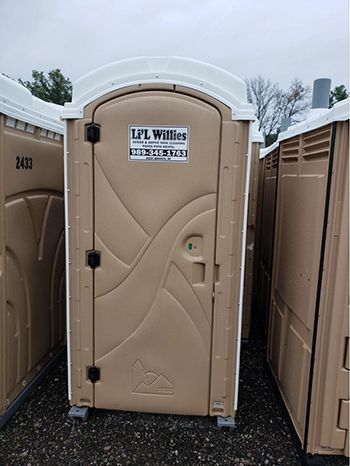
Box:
0;0;348;91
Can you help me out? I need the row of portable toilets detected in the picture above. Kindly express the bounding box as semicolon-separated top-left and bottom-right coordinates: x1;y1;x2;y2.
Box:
0;57;348;460
244;94;349;458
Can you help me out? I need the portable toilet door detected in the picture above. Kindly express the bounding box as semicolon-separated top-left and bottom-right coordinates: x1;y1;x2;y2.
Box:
0;76;65;427
63;57;255;421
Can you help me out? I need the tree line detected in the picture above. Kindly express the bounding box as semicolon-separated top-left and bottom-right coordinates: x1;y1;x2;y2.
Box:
246;76;348;145
16;69;348;146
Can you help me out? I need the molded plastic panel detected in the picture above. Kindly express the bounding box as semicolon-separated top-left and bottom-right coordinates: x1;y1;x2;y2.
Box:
256;148;279;331
242;142;260;338
268;125;332;440
306;121;349;456
267;121;349;456
0;115;65;418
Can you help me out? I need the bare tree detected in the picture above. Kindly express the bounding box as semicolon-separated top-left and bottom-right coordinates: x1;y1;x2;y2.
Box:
282;78;310;119
246;76;310;145
246;76;280;132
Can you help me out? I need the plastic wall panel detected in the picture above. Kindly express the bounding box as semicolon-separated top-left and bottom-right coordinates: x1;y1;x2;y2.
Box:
252;158;265;311
242;142;261;338
306;121;349;456
268;125;332;440
256;148;279;331
267;121;349;457
0;114;65;418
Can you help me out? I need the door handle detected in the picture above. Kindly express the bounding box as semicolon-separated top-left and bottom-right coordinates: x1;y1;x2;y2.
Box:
192;261;206;284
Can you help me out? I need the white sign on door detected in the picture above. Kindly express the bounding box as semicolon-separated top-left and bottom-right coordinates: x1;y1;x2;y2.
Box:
128;125;189;162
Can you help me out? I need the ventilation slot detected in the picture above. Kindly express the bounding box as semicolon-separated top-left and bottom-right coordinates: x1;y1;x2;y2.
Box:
5;117;37;134
5;116;16;128
302;126;331;160
271;149;279;168
39;128;62;141
265;154;273;171
281;136;299;162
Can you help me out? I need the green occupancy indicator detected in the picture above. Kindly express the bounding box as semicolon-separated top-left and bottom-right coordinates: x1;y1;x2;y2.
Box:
188;242;193;250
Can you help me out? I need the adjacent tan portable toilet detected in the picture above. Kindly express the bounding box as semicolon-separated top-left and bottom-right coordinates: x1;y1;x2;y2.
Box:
253;141;280;333
62;57;255;424
267;99;349;457
0;76;65;426
242;121;264;338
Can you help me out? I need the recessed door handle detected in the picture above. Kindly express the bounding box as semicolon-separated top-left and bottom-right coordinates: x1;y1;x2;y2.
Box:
192;262;206;284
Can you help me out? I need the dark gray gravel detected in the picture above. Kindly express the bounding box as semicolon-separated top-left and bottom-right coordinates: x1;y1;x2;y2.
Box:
0;341;347;466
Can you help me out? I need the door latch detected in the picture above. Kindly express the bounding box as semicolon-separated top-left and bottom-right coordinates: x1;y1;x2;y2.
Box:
86;250;101;269
87;366;100;383
85;123;100;143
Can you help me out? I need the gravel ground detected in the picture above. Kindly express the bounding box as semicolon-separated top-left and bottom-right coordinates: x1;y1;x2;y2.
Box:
0;340;347;466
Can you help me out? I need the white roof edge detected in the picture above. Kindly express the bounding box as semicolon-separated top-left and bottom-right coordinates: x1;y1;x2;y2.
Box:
260;140;279;159
252;119;264;143
259;99;350;159
279;98;350;141
0;74;64;133
62;56;255;121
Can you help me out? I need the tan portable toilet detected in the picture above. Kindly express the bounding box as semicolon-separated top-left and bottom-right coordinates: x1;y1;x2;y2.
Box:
267;99;349;457
62;57;255;424
251;147;267;325
242;121;264;339
253;141;280;333
0;76;65;427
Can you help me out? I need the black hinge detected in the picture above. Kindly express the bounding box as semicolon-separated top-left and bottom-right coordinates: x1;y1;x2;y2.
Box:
87;366;100;383
86;250;101;269
85;123;100;143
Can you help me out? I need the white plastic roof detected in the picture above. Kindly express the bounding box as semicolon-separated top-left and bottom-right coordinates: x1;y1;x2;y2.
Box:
0;74;64;133
260;98;349;159
279;98;349;141
259;141;279;159
62;56;255;121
